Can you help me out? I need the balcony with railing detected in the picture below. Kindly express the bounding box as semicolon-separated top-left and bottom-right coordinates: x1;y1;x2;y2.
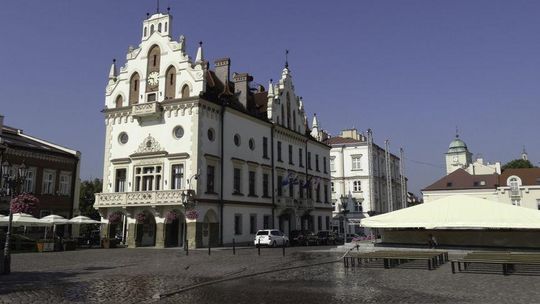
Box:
95;189;190;208
131;102;162;119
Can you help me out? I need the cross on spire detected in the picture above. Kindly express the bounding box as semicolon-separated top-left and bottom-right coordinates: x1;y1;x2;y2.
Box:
285;49;289;68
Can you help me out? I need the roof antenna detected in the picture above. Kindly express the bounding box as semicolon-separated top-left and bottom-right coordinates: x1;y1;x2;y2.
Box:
285;49;289;68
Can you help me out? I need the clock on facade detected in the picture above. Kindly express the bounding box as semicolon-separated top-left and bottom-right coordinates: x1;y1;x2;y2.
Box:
148;71;159;87
453;156;458;163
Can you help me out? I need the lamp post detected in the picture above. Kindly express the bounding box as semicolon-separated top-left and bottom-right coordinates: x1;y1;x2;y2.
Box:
1;161;28;275
339;195;350;239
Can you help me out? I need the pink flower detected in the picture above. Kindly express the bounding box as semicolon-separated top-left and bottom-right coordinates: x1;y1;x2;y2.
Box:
136;213;146;224
10;194;39;214
108;212;123;224
166;211;178;223
186;210;198;220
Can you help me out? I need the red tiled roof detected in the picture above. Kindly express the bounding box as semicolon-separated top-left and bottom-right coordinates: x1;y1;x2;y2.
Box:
499;168;540;186
324;136;363;145
422;168;498;191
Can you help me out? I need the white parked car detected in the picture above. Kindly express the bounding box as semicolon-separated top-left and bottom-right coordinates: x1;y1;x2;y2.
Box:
254;229;289;247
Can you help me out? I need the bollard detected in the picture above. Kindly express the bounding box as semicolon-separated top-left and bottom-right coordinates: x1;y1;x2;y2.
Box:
185;241;189;256
258;239;261;256
208;243;211;256
233;238;236;255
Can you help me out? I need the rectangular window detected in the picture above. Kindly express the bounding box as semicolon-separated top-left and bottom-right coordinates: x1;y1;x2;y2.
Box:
299;180;304;199
59;172;71;195
250;214;257;234
299;148;303;167
324;184;328;203
331;182;335;192
537;199;540;210
233;168;242;194
289;180;294;198
234;214;243;235
323;157;327;173
249;170;256;196
206;165;215;193
171;164;184;190
115;169;126;192
307;184;312;199
325;216;330;230
318;216;322;231
263;215;270;229
315;155;320;171
135;165;162;191
263;173;269;197
23;168;36;193
277;141;282;162
316;184;321;202
307;152;312;169
277;176;283;196
288;145;293;165
353;180;361;192
352;155;362;170
263;137;269;159
330;157;335;172
42;170;56;195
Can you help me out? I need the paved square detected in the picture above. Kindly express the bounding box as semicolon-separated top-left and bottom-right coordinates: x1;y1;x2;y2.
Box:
1;247;539;303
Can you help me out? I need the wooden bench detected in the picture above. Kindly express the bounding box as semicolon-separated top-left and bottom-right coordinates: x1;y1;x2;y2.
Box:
344;250;448;270
451;252;540;275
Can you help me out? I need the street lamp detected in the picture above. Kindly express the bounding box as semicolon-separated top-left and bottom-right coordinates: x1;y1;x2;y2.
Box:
339;195;350;239
1;161;28;275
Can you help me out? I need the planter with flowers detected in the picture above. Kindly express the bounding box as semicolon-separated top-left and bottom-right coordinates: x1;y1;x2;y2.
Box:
186;210;199;221
10;193;38;214
136;212;147;224
165;211;178;223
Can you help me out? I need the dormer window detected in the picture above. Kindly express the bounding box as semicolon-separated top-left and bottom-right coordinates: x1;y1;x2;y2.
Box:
158;23;162;33
507;176;522;197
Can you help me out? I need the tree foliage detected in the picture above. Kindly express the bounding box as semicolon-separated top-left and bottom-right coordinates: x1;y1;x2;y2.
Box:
501;159;535;171
79;178;102;220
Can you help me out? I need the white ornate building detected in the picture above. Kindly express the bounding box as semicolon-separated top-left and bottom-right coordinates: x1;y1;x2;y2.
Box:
94;11;333;248
326;129;407;235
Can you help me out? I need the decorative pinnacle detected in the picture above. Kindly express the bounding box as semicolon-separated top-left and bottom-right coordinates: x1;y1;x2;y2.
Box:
285;49;289;68
199;41;203;46
455;126;459;138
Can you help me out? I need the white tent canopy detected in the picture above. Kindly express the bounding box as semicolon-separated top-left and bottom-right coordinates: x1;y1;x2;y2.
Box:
41;214;69;225
361;195;540;229
0;213;50;227
68;216;101;224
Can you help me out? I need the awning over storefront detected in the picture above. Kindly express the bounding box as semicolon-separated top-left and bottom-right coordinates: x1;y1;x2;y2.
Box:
361;195;540;229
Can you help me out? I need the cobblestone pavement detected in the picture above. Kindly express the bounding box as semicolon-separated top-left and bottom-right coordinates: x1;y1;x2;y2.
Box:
0;247;539;303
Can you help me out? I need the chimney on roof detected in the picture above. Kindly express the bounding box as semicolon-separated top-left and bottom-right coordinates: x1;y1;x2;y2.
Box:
233;72;253;109
214;58;231;86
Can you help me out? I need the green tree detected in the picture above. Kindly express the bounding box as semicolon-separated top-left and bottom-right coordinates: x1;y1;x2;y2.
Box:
501;159;535;170
79;178;102;220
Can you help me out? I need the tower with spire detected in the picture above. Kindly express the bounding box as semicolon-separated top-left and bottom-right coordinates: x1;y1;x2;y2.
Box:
445;132;473;175
95;8;333;249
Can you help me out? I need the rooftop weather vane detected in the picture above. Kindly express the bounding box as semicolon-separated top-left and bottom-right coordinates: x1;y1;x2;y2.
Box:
455;126;459;138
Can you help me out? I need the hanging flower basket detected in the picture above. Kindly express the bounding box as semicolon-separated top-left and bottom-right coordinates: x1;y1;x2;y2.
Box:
10;194;39;214
136;212;147;224
166;211;178;223
186;210;199;220
108;212;122;224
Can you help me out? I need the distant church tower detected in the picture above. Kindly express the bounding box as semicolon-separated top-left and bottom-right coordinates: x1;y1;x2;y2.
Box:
521;146;528;161
445;133;472;175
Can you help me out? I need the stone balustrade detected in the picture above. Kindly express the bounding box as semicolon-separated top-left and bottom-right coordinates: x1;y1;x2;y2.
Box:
95;190;188;207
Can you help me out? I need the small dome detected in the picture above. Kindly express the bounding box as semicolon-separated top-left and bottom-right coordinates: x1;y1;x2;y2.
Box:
448;136;468;153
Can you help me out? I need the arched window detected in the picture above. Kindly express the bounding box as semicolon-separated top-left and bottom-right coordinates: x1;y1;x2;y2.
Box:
181;84;190;98
158;23;162;33
129;73;140;104
146;45;161;92
150;24;155;34
143;27;147;37
165;22;168;32
115;95;123;108
165;66;176;99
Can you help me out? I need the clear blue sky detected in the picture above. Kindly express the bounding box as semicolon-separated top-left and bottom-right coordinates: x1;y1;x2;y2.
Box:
2;1;540;196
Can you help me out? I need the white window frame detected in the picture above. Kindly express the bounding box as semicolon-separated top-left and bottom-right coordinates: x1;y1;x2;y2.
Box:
42;169;56;195
114;167;128;192
330;157;336;172
353;180;361;192
58;171;72;196
23;167;37;193
134;164;163;191
351;155;362;171
170;162;185;190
